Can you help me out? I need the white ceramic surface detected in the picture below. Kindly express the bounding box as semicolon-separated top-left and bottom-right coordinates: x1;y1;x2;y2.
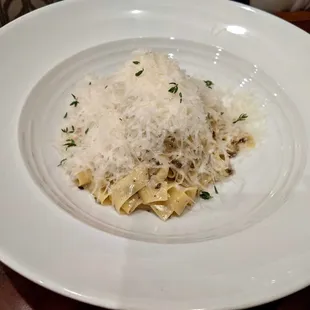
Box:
0;0;310;309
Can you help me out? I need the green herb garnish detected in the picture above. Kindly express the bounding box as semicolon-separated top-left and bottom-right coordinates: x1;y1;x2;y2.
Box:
204;80;214;89
233;113;248;124
57;158;67;167
70;94;79;107
200;191;213;200
63;139;76;150
69;126;75;133
168;82;178;94
61;127;68;133
89;82;92;85
179;92;183;103
64;112;68;119
70;100;79;107
85;128;89;134
135;68;144;77
214;185;219;194
133;61;140;65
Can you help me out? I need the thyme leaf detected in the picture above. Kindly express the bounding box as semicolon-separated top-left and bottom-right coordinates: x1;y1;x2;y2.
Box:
200;191;213;200
135;68;144;77
214;185;219;194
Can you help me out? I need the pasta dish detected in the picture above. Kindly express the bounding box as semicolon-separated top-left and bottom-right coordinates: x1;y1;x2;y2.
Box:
58;51;258;221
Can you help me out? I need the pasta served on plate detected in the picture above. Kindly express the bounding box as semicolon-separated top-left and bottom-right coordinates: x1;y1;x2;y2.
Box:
58;51;260;221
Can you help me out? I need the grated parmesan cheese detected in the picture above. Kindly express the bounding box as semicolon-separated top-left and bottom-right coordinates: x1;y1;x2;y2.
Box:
59;51;263;194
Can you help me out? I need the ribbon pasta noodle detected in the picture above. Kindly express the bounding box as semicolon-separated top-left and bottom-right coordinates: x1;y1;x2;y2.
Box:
58;51;261;221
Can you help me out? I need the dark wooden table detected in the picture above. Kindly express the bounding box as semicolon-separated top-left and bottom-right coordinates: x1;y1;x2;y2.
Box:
1;6;310;310
1;262;310;310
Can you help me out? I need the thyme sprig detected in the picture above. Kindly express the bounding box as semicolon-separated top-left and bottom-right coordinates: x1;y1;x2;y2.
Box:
179;92;183;103
70;94;79;107
63;139;76;150
168;82;179;94
204;80;214;89
233;113;248;124
57;158;67;167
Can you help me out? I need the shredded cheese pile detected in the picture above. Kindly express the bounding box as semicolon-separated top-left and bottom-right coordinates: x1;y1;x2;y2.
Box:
59;51;260;193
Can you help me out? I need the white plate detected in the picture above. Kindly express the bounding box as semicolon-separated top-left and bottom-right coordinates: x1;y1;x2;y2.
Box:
0;0;310;309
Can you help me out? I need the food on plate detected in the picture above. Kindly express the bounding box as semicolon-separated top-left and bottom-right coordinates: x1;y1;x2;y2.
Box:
58;51;260;220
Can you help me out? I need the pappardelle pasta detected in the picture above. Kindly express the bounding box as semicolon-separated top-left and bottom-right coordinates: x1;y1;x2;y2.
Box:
58;51;260;221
